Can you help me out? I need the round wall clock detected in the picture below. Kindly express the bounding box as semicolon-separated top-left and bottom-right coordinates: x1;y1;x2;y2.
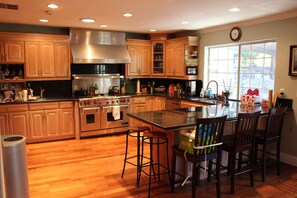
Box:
230;27;242;41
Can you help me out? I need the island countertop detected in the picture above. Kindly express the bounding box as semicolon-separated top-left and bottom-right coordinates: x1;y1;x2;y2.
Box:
128;101;269;130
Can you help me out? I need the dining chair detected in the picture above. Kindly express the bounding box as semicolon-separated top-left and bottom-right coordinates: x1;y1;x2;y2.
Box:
254;107;287;182
171;115;227;198
222;111;261;194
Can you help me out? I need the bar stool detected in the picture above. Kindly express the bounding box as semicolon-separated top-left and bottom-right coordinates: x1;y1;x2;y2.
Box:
121;126;150;186
139;131;171;198
254;107;287;182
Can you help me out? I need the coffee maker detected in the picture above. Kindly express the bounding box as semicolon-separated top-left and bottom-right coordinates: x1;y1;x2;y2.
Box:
185;80;202;97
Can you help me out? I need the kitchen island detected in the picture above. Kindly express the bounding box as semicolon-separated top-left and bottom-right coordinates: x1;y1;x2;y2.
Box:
127;101;269;173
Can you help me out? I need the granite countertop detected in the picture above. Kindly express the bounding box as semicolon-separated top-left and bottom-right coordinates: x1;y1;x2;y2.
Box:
0;97;76;105
128;101;269;130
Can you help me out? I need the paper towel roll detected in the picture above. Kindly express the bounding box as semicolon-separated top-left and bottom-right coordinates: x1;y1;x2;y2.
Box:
136;79;141;94
268;90;273;107
23;90;28;102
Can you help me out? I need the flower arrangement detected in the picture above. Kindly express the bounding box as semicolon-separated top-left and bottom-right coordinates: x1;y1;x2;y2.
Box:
223;79;232;98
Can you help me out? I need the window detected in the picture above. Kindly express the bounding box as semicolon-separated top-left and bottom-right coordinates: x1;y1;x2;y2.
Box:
205;41;276;100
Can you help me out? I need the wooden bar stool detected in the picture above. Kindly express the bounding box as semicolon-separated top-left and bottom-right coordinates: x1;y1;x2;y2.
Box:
121;126;150;186
222;111;260;194
254;107;287;182
139;131;171;198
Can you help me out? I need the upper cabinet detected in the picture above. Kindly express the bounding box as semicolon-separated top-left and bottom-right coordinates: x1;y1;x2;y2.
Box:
165;36;199;80
151;41;165;77
0;40;24;64
126;39;151;78
25;40;70;80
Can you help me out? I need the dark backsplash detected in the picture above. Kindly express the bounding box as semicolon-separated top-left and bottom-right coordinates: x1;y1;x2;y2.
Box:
27;80;72;98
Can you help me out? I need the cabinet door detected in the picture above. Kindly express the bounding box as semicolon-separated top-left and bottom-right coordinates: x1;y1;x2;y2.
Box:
175;42;185;77
0;113;9;135
55;42;70;78
127;46;140;76
40;42;55;77
45;109;60;137
60;108;74;136
145;97;155;111
29;110;45;139
9;111;29;138
165;43;174;76
154;97;166;110
3;40;24;63
139;46;151;76
25;41;40;78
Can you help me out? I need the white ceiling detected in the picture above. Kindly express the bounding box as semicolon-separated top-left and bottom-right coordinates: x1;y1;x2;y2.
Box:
1;0;297;33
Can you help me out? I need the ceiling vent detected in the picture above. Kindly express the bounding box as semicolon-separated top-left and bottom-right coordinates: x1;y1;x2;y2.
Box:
0;3;18;10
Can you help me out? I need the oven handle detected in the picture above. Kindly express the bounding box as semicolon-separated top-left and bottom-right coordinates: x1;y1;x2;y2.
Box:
81;107;100;112
101;105;130;109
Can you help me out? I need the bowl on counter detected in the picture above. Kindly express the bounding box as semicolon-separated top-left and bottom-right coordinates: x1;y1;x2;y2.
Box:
154;87;166;93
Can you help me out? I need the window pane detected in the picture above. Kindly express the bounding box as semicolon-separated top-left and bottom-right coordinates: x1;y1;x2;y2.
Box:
206;40;276;101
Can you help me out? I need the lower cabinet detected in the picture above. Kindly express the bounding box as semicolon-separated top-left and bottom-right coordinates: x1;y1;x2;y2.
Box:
29;102;60;140
28;101;74;142
0;104;30;139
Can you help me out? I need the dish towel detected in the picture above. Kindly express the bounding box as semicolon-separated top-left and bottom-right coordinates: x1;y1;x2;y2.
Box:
112;106;121;120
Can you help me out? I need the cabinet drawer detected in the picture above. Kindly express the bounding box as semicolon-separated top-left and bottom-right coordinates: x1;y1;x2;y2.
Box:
132;97;146;104
0;104;28;112
29;102;59;110
59;101;73;109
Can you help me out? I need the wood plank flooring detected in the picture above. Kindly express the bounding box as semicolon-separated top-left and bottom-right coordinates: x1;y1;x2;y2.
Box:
26;134;297;198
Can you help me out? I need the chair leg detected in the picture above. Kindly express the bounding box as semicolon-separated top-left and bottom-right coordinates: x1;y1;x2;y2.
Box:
250;149;255;187
276;141;281;176
238;152;243;172
216;155;222;198
254;142;259;166
157;139;161;182
138;135;145;187
171;150;176;193
121;130;129;179
262;143;267;182
208;160;213;182
230;153;236;194
227;152;231;176
148;138;153;198
166;139;171;187
192;158;197;198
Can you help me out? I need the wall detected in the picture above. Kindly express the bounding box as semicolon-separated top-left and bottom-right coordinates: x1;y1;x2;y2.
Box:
197;17;297;165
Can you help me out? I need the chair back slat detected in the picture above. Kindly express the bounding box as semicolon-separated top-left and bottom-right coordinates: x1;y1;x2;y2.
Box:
234;111;261;148
193;115;227;155
265;107;287;141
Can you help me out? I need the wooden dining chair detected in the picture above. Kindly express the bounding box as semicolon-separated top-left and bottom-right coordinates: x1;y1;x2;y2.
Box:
254;107;287;182
222;111;261;194
171;115;227;198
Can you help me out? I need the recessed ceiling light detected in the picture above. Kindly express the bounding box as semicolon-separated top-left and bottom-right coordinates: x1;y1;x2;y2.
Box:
47;4;59;9
123;13;133;17
99;24;107;28
150;29;157;32
81;18;96;23
39;19;48;23
229;7;240;12
181;21;190;24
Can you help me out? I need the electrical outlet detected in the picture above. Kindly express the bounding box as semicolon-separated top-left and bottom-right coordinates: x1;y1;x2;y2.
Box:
280;88;285;94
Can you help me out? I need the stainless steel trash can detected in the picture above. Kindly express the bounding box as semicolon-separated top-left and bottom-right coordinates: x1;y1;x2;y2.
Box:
1;135;29;198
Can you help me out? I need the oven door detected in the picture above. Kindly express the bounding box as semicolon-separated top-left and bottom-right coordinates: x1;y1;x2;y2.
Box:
80;107;101;132
101;105;129;129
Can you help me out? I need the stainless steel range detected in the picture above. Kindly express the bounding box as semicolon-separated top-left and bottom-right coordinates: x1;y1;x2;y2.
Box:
79;96;131;137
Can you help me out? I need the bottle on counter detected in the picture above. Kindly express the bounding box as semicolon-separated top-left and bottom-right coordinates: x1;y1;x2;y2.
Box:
94;83;99;96
200;88;204;98
121;83;126;94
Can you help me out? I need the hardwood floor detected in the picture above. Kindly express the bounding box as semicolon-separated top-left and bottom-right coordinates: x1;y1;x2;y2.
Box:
26;134;297;198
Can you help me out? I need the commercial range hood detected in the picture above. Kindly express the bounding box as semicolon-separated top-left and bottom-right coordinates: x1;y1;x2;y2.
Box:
70;28;131;64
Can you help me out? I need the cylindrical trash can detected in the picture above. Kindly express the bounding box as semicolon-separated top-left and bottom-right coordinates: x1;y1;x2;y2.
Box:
1;135;29;198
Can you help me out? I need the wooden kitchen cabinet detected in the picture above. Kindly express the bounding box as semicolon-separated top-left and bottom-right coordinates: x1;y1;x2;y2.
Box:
126;39;151;78
165;36;199;79
0;104;29;139
151;41;165;77
154;96;166;110
59;101;74;136
0;40;24;63
55;42;70;78
130;97;147;126
29;102;60;140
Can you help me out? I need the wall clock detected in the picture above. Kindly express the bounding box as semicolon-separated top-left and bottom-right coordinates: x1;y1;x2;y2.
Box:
230;27;242;41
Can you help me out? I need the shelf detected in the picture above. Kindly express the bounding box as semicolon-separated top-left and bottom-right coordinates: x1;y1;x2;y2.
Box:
0;79;26;83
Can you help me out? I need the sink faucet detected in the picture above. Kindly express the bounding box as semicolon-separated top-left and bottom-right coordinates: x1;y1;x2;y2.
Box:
206;80;218;98
40;87;45;98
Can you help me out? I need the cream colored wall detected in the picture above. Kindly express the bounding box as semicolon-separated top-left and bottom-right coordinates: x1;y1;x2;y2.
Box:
198;17;297;158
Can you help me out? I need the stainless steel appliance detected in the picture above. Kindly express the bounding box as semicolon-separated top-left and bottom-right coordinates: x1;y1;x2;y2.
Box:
79;96;131;137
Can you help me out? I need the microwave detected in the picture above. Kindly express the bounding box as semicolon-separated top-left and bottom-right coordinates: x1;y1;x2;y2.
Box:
186;66;198;75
